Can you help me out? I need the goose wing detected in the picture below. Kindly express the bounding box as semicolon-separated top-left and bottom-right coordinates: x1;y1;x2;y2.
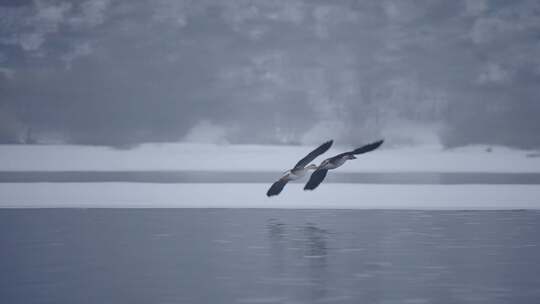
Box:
304;169;328;190
293;140;333;169
267;179;289;197
332;140;384;159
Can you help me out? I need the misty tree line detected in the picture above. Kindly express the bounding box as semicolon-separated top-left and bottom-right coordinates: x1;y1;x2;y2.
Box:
0;55;538;149
1;0;539;148
0;66;456;147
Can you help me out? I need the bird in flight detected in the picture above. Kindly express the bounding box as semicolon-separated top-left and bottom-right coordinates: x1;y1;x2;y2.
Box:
304;140;384;191
267;140;333;197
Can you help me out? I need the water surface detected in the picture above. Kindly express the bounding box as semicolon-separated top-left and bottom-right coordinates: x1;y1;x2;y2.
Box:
1;209;540;303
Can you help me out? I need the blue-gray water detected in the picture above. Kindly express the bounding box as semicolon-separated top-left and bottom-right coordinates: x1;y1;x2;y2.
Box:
1;209;540;304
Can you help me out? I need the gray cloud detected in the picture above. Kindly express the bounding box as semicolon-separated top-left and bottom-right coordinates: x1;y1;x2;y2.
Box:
0;0;539;148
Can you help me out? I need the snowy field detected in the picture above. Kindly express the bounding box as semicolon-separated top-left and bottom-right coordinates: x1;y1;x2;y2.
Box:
0;143;539;172
1;183;540;209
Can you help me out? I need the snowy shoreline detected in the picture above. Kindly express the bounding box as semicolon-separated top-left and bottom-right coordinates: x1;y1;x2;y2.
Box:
2;183;540;209
2;143;539;209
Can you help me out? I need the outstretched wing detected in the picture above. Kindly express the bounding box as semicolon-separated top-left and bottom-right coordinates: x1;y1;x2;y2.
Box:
293;140;333;169
333;139;384;159
351;139;384;155
267;179;289;197
304;169;328;191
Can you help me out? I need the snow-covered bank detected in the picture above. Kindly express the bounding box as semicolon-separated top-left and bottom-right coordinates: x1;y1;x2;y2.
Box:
0;143;539;173
1;183;540;209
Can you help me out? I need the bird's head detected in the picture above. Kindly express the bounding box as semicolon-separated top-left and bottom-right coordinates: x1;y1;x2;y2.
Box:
346;155;357;160
306;164;318;170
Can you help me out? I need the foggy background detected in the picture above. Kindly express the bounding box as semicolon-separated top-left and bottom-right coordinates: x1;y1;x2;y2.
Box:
0;0;539;148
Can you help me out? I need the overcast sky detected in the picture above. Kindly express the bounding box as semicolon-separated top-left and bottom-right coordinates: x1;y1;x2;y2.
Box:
0;0;539;148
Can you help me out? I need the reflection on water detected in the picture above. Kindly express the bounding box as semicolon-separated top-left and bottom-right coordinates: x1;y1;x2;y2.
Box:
267;219;330;301
302;223;328;259
1;209;540;303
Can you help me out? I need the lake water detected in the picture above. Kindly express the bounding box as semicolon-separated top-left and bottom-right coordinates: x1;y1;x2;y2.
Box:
1;209;540;303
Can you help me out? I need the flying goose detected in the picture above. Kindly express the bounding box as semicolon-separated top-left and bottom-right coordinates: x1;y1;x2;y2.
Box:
267;140;333;197
304;140;384;191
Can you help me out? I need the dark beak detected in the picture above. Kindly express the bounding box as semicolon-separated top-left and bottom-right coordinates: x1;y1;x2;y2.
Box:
351;155;357;159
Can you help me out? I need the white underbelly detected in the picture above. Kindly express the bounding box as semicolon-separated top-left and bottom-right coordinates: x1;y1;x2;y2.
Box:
323;158;346;170
284;169;307;181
